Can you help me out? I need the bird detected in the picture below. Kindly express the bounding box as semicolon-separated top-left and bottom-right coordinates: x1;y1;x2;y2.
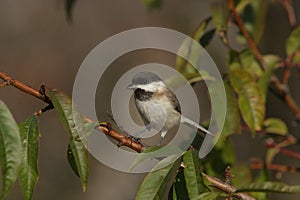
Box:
127;71;213;145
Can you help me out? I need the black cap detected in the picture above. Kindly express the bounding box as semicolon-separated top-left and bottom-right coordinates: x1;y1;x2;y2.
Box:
131;72;162;85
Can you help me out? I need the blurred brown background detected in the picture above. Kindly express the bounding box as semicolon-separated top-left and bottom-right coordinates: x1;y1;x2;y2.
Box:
0;0;299;199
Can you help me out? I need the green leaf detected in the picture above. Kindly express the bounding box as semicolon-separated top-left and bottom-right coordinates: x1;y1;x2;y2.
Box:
65;0;77;22
0;100;22;200
286;27;300;55
136;155;181;200
251;170;268;200
168;184;177;200
239;0;270;43
67;144;79;177
140;0;162;9
49;90;89;191
238;83;265;133
263;118;288;135
168;169;188;200
182;150;205;199
18;116;40;200
237;181;300;194
230;165;252;188
227;49;262;77
220;82;241;138
129;146;182;172
230;68;265;133
199;29;216;47
210;0;229;31
258;55;280;100
191;192;219;200
176;17;211;79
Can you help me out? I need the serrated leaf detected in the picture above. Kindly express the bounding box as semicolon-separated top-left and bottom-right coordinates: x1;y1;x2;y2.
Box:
0;100;22;200
129;145;182;172
49;90;89;191
230;68;265;133
136;155;181;200
263;118;288;135
18;116;40;200
210;0;229;31
191;192;219;200
182;150;205;199
237;181;300;193
286;27;300;55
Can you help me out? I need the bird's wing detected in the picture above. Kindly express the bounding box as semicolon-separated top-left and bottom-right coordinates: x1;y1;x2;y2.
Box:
166;89;181;114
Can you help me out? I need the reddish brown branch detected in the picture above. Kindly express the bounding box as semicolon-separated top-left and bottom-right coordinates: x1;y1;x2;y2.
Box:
84;119;145;153
227;0;264;67
0;71;52;105
251;162;300;173
0;70;145;153
265;136;300;161
279;0;297;28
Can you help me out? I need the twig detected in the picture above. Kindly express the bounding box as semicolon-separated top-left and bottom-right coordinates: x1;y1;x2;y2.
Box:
279;0;297;29
227;0;264;68
265;136;300;161
0;71;52;105
251;161;300;173
202;172;256;200
0;70;145;153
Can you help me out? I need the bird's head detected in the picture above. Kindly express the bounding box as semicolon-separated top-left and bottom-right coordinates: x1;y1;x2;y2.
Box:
127;72;166;93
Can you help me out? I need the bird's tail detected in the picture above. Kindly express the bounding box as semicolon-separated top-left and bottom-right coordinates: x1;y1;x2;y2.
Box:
181;116;214;137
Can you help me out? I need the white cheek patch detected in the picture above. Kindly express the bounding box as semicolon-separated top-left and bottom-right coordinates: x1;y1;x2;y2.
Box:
138;81;166;92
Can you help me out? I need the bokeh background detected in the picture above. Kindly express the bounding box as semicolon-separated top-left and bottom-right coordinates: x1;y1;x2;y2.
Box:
0;0;299;199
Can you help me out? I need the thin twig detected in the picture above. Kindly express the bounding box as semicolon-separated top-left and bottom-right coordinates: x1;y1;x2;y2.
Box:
251;161;300;173
202;172;256;200
0;70;145;153
227;0;264;68
279;0;297;28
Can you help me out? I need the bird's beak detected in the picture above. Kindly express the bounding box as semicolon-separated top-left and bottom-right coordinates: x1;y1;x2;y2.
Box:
127;83;136;90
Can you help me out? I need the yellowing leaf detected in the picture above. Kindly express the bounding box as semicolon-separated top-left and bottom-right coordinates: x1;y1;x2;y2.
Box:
263;118;288;135
230;69;265;133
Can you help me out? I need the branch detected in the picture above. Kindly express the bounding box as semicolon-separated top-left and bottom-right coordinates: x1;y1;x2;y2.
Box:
227;0;264;67
251;160;300;173
0;70;145;153
227;0;300;121
202;172;256;200
279;0;296;28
